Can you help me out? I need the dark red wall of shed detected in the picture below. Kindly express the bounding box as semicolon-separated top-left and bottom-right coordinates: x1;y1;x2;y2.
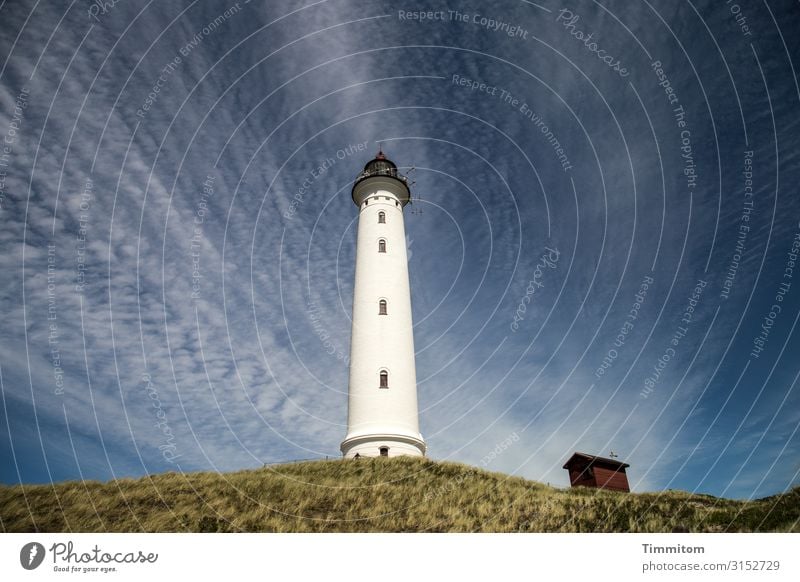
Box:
569;469;596;488
593;466;630;492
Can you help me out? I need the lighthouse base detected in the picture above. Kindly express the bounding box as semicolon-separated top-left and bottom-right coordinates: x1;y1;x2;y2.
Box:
340;433;426;458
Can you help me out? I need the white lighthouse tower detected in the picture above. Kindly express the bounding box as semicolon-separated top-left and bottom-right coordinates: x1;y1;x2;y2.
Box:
340;151;426;458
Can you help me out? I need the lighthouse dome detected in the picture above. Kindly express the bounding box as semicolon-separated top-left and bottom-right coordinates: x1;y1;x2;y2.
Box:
351;150;411;206
362;151;398;178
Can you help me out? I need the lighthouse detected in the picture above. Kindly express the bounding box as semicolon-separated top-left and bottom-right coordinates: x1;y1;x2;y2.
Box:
340;151;426;458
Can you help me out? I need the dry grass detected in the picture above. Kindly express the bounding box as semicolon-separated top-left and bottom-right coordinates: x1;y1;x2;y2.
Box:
1;457;797;532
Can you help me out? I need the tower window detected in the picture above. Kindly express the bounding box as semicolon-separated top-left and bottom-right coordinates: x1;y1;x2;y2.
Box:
378;211;385;223
379;299;387;315
378;239;386;253
364;199;368;206
379;447;389;457
379;370;388;388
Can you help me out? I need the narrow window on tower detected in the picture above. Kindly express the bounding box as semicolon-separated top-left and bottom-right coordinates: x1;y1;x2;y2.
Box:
379;299;387;315
379;370;388;388
378;211;385;223
378;239;386;253
379;447;389;457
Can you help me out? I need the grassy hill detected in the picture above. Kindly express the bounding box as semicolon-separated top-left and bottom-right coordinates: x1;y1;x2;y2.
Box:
1;457;798;532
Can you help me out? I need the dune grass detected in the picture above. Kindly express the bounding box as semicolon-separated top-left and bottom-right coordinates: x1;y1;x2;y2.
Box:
1;457;797;532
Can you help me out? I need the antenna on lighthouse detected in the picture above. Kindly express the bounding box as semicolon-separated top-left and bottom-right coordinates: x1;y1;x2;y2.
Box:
411;194;423;215
405;164;422;214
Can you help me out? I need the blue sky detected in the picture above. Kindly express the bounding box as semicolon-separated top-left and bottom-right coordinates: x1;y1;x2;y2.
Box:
1;0;799;500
